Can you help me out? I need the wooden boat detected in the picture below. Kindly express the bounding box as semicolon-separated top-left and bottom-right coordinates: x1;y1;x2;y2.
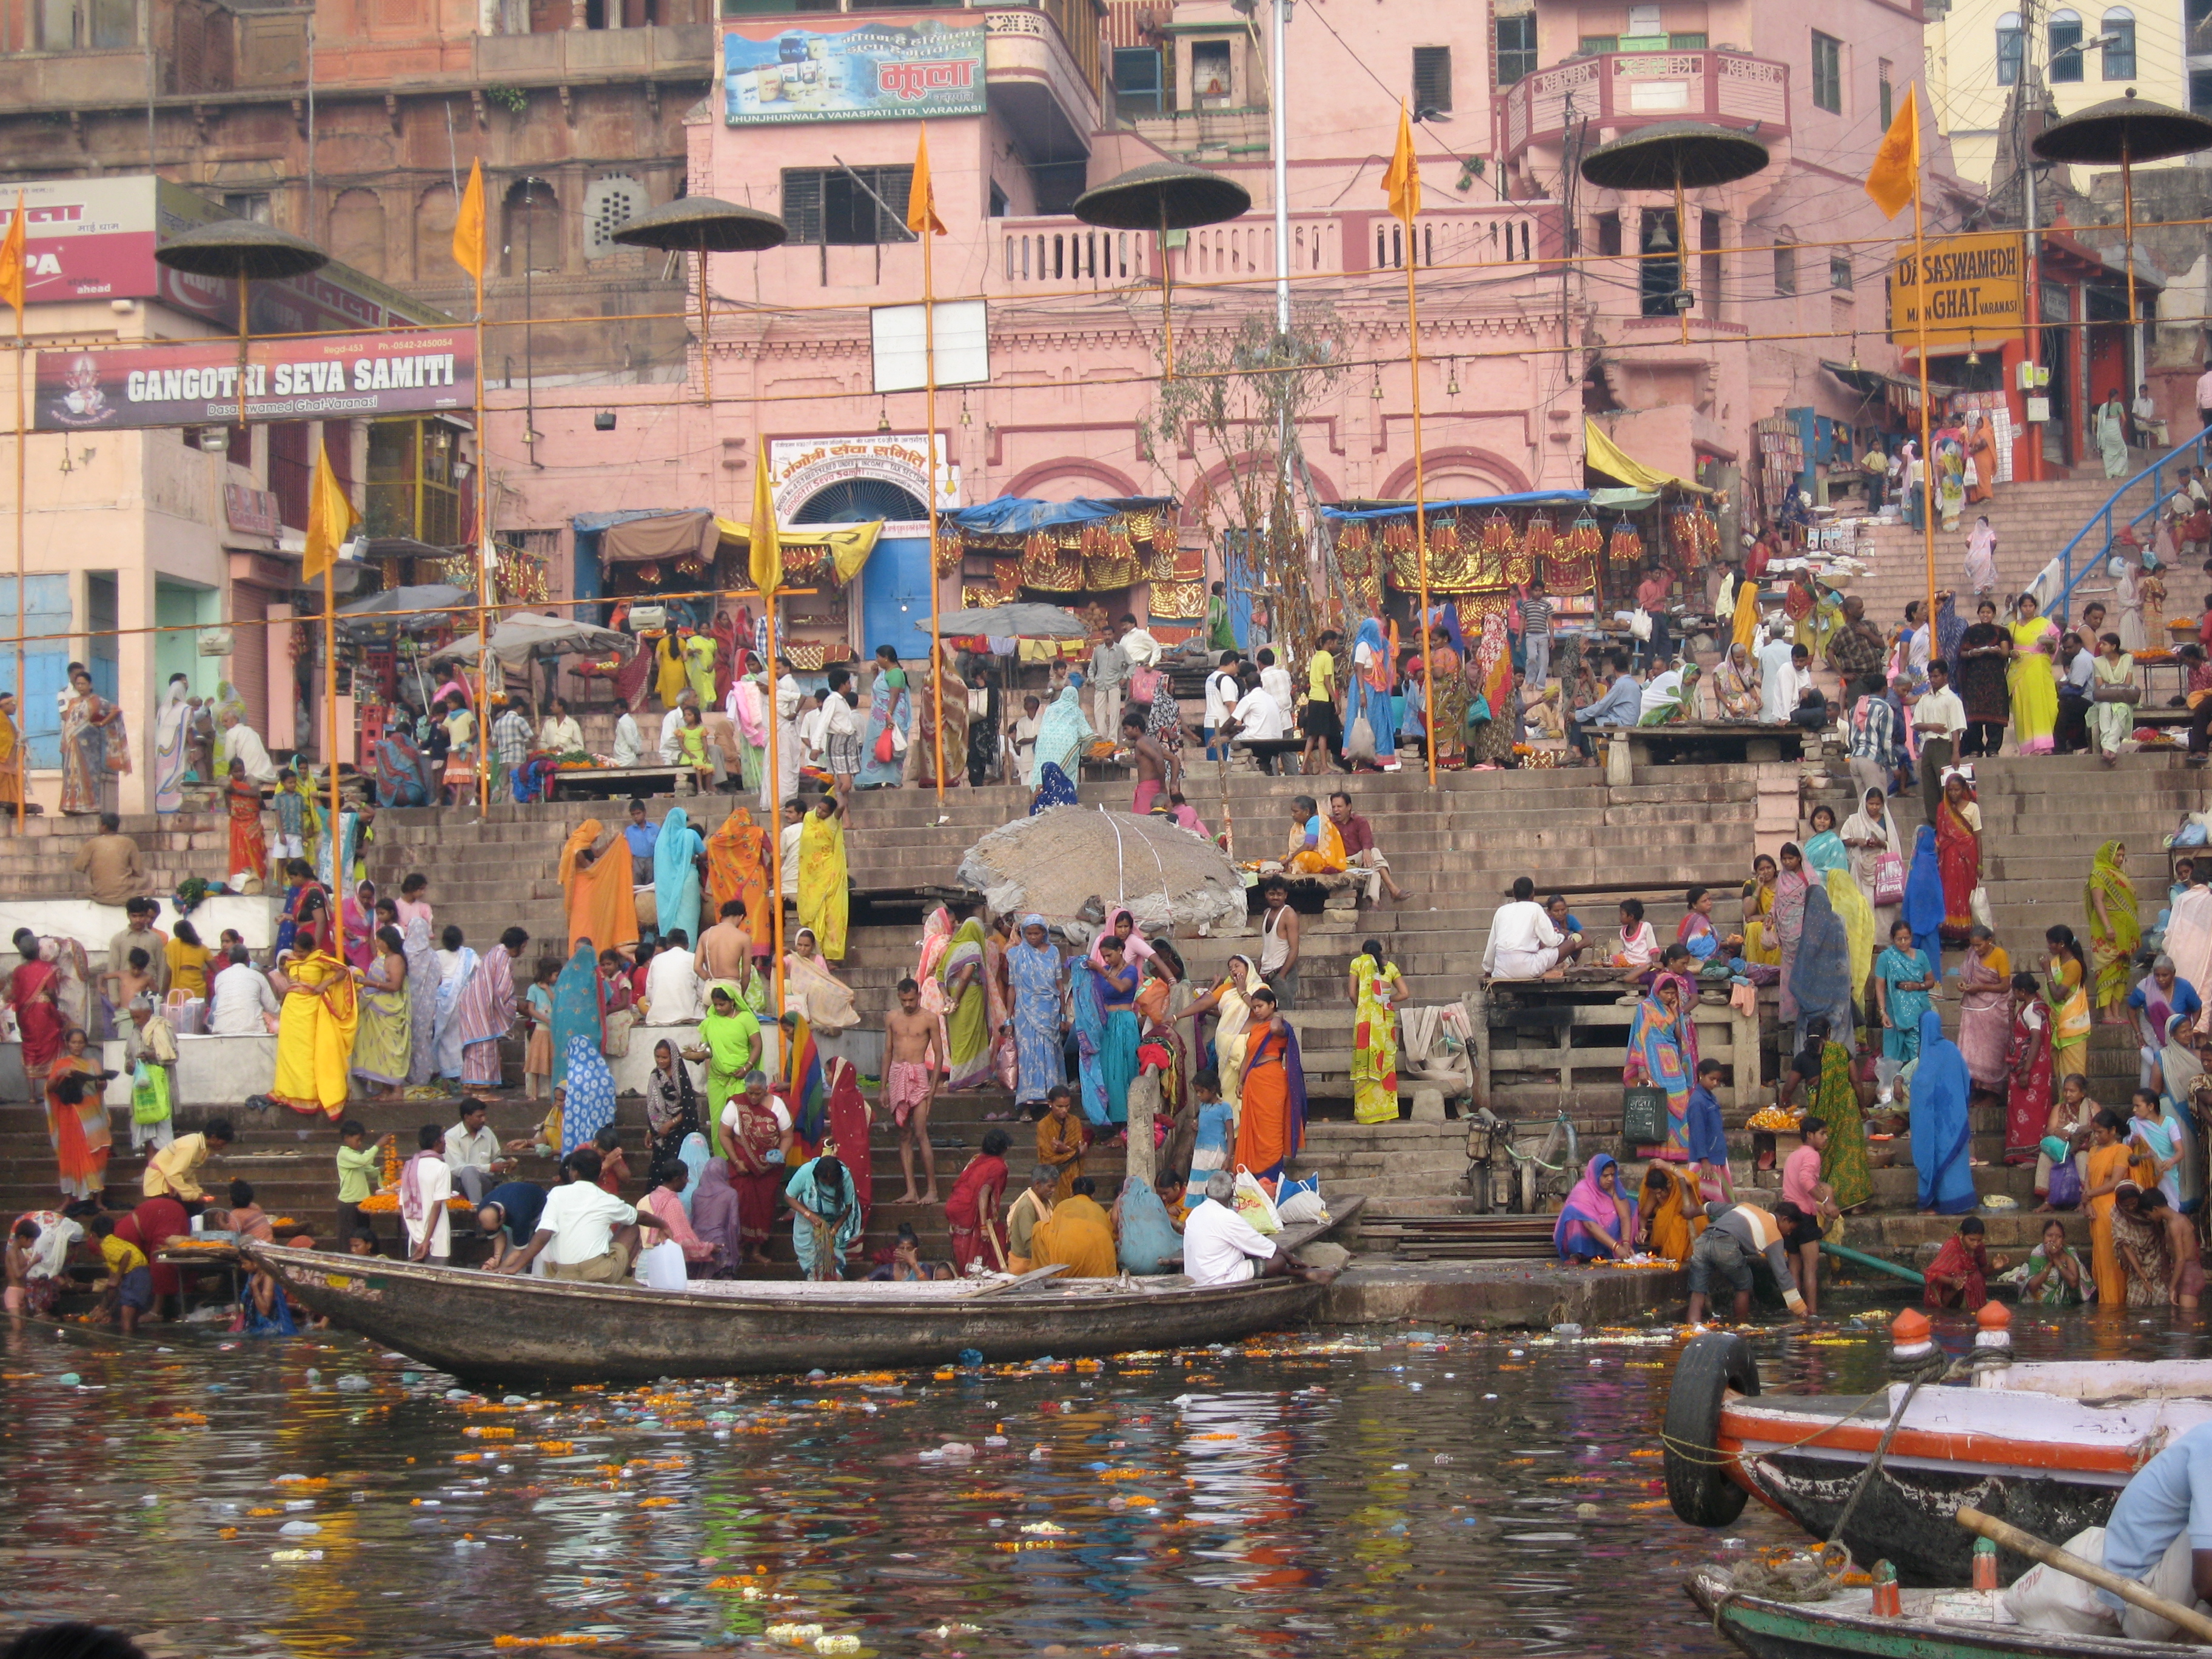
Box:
1685;1565;2197;1659
241;1201;1357;1385
1664;1335;2212;1587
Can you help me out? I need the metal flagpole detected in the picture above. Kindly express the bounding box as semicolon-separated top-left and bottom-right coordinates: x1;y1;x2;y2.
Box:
12;270;23;832
923;199;945;802
763;588;783;1018
324;528;342;962
474;257;490;814
1911;128;1937;632
1406;241;1435;789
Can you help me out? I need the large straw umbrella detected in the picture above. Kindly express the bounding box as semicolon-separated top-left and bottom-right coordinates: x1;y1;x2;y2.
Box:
153;219;330;425
1578;122;1771;344
610;196;788;407
1073;161;1253;377
2033;90;2212;386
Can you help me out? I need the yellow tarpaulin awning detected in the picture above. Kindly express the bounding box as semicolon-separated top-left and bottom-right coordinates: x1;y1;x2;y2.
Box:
1583;418;1712;496
714;517;884;585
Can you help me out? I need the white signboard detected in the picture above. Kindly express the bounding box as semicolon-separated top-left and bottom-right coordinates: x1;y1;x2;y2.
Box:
870;299;990;393
768;433;959;526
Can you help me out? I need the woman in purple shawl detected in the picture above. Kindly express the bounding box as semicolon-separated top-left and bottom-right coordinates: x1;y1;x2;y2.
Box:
1554;1153;1639;1259
689;1157;741;1273
1773;842;1811;1024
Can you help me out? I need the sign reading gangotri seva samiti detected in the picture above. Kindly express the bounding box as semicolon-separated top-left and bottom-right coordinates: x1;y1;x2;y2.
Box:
1886;232;2025;350
723;18;986;124
34;330;472;431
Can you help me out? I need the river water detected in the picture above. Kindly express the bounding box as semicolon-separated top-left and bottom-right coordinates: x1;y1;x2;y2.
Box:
0;1293;2199;1658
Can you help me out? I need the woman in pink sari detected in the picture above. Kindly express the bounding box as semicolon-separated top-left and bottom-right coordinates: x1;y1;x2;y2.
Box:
1956;925;2014;1099
343;882;377;972
640;1158;720;1275
7;936;64;1083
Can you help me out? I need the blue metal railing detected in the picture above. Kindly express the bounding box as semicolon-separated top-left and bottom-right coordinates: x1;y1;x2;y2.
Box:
2052;429;2211;618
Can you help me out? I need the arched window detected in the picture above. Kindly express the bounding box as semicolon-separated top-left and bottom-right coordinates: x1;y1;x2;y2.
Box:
2049;8;2084;81
1996;11;2022;84
502;179;560;276
791;479;927;524
414;184;457;283
327;189;386;278
2101;7;2136;77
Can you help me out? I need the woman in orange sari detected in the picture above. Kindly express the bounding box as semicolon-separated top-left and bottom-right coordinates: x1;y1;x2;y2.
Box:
1932;770;1981;942
1424;623;1467;767
1467;608;1518;766
560;819;638;957
46;1027;110;1199
1234;984;1307;1190
2081;1107;2134;1307
705;805;772;934
906;644;970;789
225;759;267;883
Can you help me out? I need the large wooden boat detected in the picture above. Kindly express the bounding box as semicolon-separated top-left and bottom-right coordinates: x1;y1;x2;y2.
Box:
1664;1334;2212;1587
244;1206;1353;1384
1686;1565;2196;1659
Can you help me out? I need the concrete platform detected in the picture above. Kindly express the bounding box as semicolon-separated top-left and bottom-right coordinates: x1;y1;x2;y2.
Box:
1320;1255;1684;1327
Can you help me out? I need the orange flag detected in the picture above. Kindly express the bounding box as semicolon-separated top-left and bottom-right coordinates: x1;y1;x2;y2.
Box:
0;193;24;320
906;126;947;237
302;438;357;582
1383;101;1421;226
1865;84;1919;220
452;159;487;290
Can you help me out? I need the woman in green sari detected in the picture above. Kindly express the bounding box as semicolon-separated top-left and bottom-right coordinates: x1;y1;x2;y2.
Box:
939;914;993;1090
683;984;762;1125
1792;1014;1873;1210
2085;839;2140;1025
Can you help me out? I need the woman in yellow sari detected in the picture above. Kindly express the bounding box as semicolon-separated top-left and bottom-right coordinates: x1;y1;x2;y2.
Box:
1639;1162;1707;1264
1824;866;1875;1015
2084;839;2140;1024
2081;1109;2133;1307
0;692;21;809
2007;594;2060;754
1741;854;1782;967
1348;939;1405;1125
1175;954;1259;1114
652;631;687;711
796;797;848;960
560;819;638;957
269;943;360;1120
2046;923;2092;1083
1285;794;1347;873
1028;1174;1117;1278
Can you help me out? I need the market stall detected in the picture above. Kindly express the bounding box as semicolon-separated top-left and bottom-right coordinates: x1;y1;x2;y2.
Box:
937;495;1188;646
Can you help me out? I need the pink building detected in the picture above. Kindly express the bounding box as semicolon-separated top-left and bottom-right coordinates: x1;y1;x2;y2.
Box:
495;0;1954;652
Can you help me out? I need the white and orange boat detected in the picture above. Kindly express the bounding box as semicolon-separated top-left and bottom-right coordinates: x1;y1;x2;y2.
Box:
1664;1310;2212;1586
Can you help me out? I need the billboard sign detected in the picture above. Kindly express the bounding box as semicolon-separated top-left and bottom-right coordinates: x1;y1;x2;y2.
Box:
35;330;472;431
723;18;987;124
768;433;958;525
1887;232;2025;350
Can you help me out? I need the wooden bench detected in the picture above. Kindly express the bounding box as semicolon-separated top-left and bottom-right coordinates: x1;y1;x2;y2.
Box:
1605;720;1807;782
545;764;697;801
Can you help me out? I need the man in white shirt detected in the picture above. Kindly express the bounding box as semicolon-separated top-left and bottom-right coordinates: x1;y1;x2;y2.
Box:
1182;1171;1328;1285
1757;638;1810;723
1225;680;1291;774
642;930;701;1025
400;1125;453;1264
1913;659;1968;822
1258;648;1296;725
1202;651;1242;760
220;711;280;786
659;692;697;765
498;1146;669;1281
1638;659;1685;717
611;708;645;768
207;947;280;1034
1006;694;1042;781
819;670;862;807
442;1098;511;1205
1482;874;1578;979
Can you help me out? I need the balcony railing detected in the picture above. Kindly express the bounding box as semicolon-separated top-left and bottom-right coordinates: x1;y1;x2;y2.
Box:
1496;48;1789;166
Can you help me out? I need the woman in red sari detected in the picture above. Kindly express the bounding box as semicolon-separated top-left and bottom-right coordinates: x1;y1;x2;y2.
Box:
2006;968;2056;1175
1933;769;1982;942
7;935;64;1084
224;760;267;884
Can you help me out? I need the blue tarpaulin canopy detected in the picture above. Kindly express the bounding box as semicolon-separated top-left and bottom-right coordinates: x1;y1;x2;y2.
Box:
1319;490;1592;522
944;495;1178;535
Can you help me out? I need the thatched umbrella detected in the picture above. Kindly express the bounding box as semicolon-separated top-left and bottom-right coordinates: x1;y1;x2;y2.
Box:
956;806;1244;938
154;219;330;424
1073;162;1252;377
611;197;788;405
2033;90;2212;352
1579;122;1771;342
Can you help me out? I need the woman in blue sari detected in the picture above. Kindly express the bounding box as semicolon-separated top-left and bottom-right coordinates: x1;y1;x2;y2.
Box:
1624;973;1697;1159
857;651;910;790
653;806;704;948
1790;885;1857;1047
1029;764;1079;815
548;941;603;1094
1345;617;1397;764
369;727;433;808
1095;937;1141;1133
785;1154;863;1279
1909;1006;1977;1213
1005;914;1065;1107
1801;803;1849;877
560;1033;616;1158
1874;919;1938;1090
1069;957;1113;1129
1901;824;1945;962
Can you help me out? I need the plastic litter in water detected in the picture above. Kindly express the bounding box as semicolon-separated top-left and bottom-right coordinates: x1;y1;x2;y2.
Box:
280;1521;321;1536
269;1549;324;1563
335;1375;372;1393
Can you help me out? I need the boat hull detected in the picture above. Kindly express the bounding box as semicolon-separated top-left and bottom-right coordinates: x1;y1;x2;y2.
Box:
1686;1567;2192;1659
249;1244;1329;1384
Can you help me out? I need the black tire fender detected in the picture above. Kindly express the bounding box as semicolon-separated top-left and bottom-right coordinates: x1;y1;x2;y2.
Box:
1664;1331;1760;1528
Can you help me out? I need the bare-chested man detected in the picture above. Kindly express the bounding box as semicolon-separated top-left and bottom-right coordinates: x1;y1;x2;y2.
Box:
1122;710;1169;817
883;976;942;1204
695;897;755;994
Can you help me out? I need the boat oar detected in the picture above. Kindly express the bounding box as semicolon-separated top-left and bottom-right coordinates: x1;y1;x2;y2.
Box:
1954;1506;2212;1644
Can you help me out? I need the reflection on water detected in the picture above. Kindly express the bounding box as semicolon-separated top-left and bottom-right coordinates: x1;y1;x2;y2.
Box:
0;1293;2200;1657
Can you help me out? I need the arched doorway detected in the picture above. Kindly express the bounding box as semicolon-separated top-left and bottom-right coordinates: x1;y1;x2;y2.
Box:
791;479;937;660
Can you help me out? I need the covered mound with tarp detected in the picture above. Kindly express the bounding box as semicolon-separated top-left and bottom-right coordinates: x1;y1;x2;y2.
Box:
956;806;1244;937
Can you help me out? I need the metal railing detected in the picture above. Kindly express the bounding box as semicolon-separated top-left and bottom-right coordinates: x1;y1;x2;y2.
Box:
2052;429;2211;618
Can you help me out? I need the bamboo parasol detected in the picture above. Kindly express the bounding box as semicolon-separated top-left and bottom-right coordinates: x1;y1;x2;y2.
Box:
611;196;789;407
1578;122;1771;345
1073;162;1253;378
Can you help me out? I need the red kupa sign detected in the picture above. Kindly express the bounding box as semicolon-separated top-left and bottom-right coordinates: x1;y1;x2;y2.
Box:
35;329;472;431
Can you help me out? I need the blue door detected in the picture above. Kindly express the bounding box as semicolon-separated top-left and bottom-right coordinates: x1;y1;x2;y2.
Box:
0;575;72;768
1221;531;1255;649
861;537;938;660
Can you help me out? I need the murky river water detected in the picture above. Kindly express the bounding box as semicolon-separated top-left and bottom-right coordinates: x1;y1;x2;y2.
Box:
0;1291;2202;1658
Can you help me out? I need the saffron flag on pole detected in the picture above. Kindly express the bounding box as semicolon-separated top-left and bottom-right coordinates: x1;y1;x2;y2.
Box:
0;193;24;318
452;159;488;290
1865;84;1920;220
302;439;357;582
748;438;782;596
906;126;947;237
1384;101;1421;226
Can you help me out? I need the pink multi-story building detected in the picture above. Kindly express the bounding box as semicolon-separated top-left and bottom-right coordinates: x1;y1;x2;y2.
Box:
497;0;1957;655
